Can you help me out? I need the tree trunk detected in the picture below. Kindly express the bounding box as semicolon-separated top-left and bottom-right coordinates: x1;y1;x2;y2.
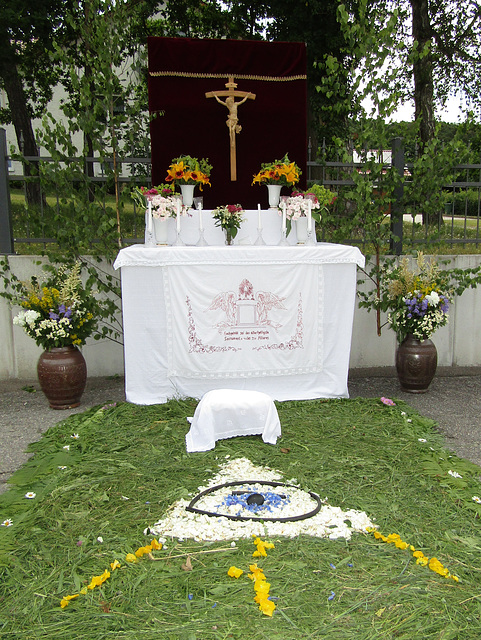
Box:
411;0;435;149
2;62;45;208
410;0;438;225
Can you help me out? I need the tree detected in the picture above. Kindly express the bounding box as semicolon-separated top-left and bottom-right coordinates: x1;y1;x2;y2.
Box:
0;0;66;205
335;0;481;146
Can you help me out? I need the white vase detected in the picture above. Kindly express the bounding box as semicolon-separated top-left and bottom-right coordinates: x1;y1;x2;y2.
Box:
296;217;308;244
295;217;316;244
180;184;195;208
153;217;169;245
267;184;282;208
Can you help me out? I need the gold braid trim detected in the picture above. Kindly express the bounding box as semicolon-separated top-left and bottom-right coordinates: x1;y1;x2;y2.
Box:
149;71;306;81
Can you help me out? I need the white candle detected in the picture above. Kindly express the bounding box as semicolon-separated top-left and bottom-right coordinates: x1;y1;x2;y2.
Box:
282;202;287;233
147;200;152;233
198;203;203;231
307;199;312;232
176;199;181;233
257;203;262;229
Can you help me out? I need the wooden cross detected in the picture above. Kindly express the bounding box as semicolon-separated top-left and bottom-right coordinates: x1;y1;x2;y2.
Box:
206;77;256;181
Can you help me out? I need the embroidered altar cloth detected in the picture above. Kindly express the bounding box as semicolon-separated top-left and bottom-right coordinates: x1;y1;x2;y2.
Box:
113;244;365;404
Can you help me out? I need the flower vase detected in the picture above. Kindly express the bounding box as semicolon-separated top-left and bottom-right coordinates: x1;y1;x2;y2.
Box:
153;217;169;245
267;184;282;209
395;334;438;393
180;184;195;208
224;228;234;245
37;345;87;409
295;217;309;244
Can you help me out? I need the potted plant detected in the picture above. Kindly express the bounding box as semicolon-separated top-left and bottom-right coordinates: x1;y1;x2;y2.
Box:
251;153;301;207
12;262;99;408
165;155;212;207
212;204;245;245
366;252;452;392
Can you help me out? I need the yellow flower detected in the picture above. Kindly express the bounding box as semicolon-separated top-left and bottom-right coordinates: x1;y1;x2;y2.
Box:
60;593;79;608
126;553;137;563
258;597;276;617
110;560;121;571
254;580;270;597
227;566;244;579
150;539;162;550
134;545;152;558
87;569;110;590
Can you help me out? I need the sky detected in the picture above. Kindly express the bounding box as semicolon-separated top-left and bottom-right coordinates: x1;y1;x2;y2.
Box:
389;94;467;124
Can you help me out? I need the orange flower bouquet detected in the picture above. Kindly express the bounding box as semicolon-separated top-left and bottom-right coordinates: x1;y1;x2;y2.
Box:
252;153;301;187
165;155;212;190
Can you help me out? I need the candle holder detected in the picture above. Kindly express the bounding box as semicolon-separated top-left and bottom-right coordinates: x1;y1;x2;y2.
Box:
278;228;289;246
196;228;208;246
174;228;185;246
305;229;317;246
254;228;266;245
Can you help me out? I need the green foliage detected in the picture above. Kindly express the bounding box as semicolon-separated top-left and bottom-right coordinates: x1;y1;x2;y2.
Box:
13;0;156;344
358;252;481;338
1;398;481;637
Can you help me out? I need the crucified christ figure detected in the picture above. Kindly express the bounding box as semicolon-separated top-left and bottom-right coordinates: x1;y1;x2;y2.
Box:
206;77;256;181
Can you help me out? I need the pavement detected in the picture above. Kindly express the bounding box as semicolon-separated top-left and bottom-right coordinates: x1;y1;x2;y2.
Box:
1;367;481;495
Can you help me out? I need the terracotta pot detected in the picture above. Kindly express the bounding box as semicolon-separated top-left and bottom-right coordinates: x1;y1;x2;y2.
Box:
395;334;437;393
37;345;87;409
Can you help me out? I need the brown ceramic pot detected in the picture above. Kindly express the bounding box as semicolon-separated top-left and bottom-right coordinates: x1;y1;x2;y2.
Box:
395;334;437;393
37;345;87;409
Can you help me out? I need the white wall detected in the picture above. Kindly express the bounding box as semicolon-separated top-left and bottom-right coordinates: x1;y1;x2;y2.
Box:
1;254;480;380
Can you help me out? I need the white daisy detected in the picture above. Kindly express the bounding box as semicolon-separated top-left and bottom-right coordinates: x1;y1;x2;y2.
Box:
448;470;462;479
71;433;80;439
25;492;36;499
1;518;13;527
63;445;70;451
472;496;481;504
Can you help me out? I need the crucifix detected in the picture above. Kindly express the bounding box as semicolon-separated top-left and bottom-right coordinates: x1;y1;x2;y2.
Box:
206;77;256;181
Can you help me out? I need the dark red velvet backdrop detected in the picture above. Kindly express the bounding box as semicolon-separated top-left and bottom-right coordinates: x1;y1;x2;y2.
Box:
147;37;307;209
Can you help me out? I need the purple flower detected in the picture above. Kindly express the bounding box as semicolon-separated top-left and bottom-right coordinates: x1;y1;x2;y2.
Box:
49;311;59;320
380;397;396;406
328;591;336;601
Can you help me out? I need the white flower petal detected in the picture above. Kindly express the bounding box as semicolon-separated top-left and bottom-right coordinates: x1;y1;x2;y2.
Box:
147;457;375;543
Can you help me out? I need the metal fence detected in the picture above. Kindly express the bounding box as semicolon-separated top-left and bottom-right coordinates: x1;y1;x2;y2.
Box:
1;127;481;255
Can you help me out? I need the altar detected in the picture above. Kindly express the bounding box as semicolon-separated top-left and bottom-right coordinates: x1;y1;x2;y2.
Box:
113;241;365;405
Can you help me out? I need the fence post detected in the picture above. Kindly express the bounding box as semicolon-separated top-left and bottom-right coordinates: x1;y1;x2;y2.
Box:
390;137;404;255
0;128;14;254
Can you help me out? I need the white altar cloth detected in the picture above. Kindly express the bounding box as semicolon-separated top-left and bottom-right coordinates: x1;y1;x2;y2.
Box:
113;244;365;404
185;389;281;452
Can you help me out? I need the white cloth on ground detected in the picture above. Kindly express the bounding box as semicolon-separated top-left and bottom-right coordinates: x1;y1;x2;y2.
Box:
185;389;281;452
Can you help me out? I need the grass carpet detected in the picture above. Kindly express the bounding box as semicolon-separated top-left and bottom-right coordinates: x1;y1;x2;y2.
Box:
1;397;481;640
